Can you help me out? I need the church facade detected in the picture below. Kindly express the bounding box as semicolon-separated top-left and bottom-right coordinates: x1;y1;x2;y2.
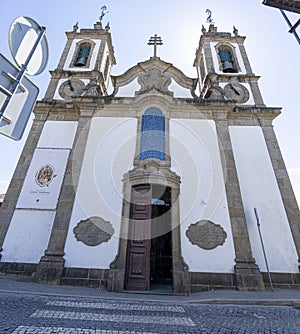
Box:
0;21;299;294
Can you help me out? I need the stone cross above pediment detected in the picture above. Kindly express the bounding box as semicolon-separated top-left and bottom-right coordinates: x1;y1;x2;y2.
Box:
148;34;163;57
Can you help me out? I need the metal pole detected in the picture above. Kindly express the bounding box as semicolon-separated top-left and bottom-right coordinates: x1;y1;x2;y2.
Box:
0;26;46;119
280;9;300;46
254;207;274;291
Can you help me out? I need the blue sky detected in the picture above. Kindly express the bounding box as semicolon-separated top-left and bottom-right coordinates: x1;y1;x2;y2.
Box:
0;0;299;206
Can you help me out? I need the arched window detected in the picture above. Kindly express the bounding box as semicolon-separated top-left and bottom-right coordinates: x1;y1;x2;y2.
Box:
140;107;165;161
75;43;91;67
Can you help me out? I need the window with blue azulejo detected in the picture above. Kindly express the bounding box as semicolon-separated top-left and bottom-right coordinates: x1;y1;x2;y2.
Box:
140;107;165;161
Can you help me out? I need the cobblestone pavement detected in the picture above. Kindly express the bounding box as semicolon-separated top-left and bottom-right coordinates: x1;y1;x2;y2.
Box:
1;291;300;334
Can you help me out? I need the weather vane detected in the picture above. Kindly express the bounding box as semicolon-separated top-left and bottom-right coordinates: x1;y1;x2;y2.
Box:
99;5;108;21
148;34;163;57
206;9;214;24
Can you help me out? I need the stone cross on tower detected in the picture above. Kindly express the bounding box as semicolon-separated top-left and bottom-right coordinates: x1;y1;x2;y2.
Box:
148;34;163;57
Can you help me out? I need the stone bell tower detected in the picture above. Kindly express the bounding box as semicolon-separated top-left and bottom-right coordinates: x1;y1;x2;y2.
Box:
44;21;116;101
194;24;265;107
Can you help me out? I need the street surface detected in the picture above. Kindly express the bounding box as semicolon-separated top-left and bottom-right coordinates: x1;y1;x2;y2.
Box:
1;291;300;334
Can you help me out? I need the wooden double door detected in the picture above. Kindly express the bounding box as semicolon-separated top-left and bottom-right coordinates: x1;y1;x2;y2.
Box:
125;184;172;290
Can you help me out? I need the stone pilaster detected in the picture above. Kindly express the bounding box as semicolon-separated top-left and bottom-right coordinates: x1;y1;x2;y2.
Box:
204;42;215;74
57;34;74;70
262;123;300;269
0;113;47;258
43;76;60;101
237;42;253;75
215;113;265;291
249;80;265;107
171;187;191;295
34;114;92;284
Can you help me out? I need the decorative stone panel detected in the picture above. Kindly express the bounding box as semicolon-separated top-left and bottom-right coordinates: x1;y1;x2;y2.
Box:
73;216;114;246
186;220;227;250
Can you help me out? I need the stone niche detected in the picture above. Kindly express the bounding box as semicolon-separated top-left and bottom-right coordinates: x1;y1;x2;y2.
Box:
186;220;227;250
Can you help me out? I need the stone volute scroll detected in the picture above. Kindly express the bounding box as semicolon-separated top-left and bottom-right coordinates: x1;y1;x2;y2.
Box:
136;68;172;95
83;70;102;96
73;216;115;246
186;219;227;250
110;57;198;98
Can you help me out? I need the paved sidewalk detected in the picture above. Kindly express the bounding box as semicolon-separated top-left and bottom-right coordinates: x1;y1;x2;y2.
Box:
1;274;300;306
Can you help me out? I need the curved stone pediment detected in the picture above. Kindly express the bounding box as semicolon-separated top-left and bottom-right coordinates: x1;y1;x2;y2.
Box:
111;57;198;98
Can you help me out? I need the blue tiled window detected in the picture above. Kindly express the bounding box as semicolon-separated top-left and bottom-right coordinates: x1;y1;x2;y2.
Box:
140;107;165;161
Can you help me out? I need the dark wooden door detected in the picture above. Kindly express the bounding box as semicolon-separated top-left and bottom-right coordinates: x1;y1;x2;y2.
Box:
125;185;152;290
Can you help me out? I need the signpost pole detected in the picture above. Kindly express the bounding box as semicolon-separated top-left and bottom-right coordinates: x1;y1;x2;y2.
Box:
280;9;300;46
0;26;46;119
254;207;274;291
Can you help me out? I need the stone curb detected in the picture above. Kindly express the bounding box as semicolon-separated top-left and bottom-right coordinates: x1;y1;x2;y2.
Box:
1;288;300;307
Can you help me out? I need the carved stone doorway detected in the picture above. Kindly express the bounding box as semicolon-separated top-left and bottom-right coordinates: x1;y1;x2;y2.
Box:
125;184;173;291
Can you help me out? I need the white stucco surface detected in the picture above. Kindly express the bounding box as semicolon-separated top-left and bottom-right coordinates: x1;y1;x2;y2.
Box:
170;119;235;273
1;210;55;263
16;148;70;210
64;117;137;268
230;126;299;272
37;121;78;149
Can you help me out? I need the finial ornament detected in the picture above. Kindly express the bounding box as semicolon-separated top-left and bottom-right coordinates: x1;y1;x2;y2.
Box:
73;22;79;32
99;5;108;21
233;26;239;36
148;34;163;57
202;25;207;34
206;9;215;24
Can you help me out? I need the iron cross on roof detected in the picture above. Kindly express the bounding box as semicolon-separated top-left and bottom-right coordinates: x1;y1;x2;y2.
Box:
148;34;163;57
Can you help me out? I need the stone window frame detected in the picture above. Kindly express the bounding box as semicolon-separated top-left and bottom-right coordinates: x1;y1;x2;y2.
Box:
69;39;96;68
214;42;241;73
139;107;166;161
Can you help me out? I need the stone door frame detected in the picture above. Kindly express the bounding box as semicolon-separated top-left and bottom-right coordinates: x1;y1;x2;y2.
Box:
107;163;190;294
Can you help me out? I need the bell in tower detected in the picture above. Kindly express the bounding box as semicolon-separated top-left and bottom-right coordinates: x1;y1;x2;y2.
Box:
218;49;236;73
75;45;91;67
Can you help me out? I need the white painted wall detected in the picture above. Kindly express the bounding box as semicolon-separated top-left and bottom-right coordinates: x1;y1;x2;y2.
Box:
1;120;78;264
64;117;137;268
16;121;77;210
1;210;55;263
37;121;78;149
16;149;70;210
230;126;299;272
170;119;235;273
